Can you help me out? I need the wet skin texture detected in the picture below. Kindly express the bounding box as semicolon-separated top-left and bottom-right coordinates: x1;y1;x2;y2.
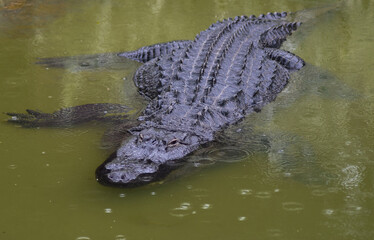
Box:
8;12;305;187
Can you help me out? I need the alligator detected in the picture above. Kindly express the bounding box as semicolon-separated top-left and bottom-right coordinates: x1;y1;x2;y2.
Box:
7;12;306;187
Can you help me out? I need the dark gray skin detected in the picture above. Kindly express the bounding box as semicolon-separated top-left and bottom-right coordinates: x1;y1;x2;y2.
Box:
8;12;305;187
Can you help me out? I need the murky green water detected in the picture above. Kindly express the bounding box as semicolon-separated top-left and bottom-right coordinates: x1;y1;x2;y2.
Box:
1;0;374;239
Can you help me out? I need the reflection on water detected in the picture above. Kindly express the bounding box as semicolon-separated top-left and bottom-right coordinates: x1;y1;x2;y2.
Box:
1;0;374;240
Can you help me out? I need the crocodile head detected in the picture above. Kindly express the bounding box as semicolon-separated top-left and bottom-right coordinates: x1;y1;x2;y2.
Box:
96;127;202;187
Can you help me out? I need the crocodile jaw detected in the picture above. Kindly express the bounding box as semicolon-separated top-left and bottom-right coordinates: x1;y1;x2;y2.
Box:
96;131;201;187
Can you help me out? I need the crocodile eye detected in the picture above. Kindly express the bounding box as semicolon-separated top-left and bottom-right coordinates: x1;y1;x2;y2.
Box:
167;138;180;147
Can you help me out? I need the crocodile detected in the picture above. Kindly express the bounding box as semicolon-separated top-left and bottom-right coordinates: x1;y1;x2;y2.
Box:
7;12;305;187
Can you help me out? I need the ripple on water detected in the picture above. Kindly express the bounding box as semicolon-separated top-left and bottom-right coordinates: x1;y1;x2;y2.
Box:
267;229;283;237
187;157;216;167
342;205;363;216
327;187;340;193
323;209;335;216
76;237;91;240
119;193;126;198
170;202;192;217
204;147;252;163
239;189;253;196
341;165;364;189
323;163;340;170
255;191;272;199
8;164;17;170
311;189;327;197
201;203;212;210
282;202;304;211
137;174;154;183
115;235;126;240
188;187;209;198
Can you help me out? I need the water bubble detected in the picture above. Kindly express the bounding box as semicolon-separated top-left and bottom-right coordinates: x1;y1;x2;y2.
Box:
119;193;126;198
150;192;156;196
283;172;292;177
177;202;191;210
282;202;304;211
323;209;334;215
104;208;112;214
238;216;247;221
76;237;90;240
201;203;212;210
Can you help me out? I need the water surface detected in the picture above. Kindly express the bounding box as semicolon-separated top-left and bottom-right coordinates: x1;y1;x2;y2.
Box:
1;0;373;239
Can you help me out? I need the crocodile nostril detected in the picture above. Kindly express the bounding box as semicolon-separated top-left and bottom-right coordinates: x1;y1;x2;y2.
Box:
145;159;153;164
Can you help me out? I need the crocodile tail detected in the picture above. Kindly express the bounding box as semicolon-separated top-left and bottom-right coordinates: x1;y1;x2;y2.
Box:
259;22;302;49
257;11;288;20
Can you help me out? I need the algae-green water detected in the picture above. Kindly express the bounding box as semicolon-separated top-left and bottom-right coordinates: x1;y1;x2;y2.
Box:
1;0;373;239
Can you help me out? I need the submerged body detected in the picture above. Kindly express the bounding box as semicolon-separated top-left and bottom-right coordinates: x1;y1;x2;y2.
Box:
8;12;305;187
96;12;305;187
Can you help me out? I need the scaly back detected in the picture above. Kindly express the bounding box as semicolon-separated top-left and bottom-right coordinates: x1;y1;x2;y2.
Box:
140;13;304;140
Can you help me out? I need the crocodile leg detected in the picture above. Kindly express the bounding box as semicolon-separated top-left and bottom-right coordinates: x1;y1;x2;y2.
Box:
129;41;193;99
6;103;132;128
101;121;139;149
264;48;305;71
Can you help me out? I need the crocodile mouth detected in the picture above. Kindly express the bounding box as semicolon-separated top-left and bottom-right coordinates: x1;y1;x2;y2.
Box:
95;151;178;188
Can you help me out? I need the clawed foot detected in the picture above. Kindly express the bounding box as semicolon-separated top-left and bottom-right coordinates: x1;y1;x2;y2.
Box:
6;103;132;128
7;110;56;127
